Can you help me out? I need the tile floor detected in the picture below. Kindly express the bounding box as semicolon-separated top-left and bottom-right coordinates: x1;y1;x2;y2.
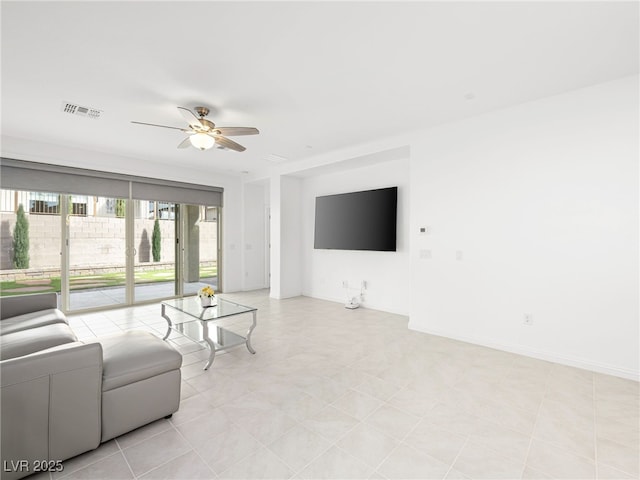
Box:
31;290;639;479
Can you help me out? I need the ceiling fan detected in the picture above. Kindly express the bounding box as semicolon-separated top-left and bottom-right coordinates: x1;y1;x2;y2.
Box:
131;106;259;152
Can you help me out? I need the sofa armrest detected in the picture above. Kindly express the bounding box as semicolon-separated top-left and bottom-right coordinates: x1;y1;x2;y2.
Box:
1;342;103;480
0;292;59;320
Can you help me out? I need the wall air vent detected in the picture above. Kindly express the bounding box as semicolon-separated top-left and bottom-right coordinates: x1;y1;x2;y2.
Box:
61;101;102;119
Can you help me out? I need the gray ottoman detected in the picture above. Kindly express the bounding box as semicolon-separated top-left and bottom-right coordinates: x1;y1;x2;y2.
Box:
91;331;182;441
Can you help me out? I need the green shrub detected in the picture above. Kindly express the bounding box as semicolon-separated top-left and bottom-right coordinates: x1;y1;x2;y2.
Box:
13;204;30;269
115;199;126;217
152;218;161;262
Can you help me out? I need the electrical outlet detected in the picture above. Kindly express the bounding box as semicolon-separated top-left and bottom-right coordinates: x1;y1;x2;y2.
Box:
523;314;533;325
361;280;367;290
342;280;348;288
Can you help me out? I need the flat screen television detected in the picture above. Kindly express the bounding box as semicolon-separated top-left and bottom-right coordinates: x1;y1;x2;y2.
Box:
314;186;397;251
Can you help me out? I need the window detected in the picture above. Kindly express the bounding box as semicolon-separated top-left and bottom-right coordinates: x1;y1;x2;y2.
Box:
70;195;88;216
204;206;218;222
157;202;175;220
30;192;60;214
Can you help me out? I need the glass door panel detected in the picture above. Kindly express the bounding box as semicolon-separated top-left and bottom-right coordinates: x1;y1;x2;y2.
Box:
182;205;219;296
0;190;62;299
133;199;177;302
68;196;127;310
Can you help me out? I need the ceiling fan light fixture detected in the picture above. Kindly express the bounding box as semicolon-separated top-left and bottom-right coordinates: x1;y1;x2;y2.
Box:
132;106;259;152
190;132;215;150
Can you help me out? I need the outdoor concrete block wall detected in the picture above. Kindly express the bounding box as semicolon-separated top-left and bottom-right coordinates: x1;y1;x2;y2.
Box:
1;213;61;269
132;218;176;264
0;213;217;275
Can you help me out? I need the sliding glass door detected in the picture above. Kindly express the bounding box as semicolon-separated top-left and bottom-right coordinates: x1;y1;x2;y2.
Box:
1;158;224;313
0;190;223;311
182;205;219;296
0;190;63;300
133;199;178;303
68;196;127;310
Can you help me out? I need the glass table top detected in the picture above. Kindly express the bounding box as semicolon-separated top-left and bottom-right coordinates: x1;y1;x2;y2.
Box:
162;296;256;322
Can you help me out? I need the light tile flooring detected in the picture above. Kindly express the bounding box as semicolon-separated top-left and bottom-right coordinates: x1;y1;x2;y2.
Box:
33;290;639;479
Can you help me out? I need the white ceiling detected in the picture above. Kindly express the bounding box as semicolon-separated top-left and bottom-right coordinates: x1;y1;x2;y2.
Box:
2;1;638;178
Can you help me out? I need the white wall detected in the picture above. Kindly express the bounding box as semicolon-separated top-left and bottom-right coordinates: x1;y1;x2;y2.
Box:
280;176;303;298
301;157;410;314
269;174;282;298
409;75;639;379
267;75;638;379
269;174;303;299
242;182;268;290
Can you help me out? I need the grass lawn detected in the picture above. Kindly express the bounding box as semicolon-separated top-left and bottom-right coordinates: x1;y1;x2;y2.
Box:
0;265;217;296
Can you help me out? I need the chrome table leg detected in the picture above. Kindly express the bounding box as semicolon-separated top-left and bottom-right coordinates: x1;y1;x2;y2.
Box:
246;311;257;354
202;321;216;370
161;303;172;341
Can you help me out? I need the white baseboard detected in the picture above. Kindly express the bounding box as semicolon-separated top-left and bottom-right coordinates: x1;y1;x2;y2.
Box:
258;289;639;381
242;283;268;292
269;291;302;300
408;322;639;382
304;291;409;316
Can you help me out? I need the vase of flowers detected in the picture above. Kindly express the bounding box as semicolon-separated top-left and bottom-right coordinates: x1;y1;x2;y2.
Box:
197;286;215;307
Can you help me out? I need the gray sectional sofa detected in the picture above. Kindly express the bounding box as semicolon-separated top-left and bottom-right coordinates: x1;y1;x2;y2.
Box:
0;293;182;480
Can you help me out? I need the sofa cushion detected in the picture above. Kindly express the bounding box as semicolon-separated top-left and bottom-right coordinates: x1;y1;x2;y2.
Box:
0;308;68;336
90;331;182;392
0;323;77;360
0;292;58;320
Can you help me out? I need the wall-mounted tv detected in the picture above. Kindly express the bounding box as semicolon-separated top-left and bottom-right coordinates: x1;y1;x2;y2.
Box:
314;186;397;251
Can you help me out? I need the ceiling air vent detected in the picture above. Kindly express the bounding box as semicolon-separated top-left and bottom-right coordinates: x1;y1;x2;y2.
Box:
265;154;288;164
61;101;102;119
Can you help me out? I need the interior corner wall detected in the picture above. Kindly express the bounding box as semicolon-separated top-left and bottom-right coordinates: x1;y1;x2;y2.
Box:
409;75;639;379
269;174;303;299
302;157;410;314
269;174;282;298
242;182;267;291
219;181;244;293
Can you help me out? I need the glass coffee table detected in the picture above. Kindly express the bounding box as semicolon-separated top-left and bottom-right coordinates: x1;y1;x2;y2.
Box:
161;297;257;370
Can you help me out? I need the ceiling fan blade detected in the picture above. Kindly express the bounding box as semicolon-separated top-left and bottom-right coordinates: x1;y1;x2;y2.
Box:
214;135;246;152
131;121;189;132
177;137;192;149
213;127;259;136
177;107;204;129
